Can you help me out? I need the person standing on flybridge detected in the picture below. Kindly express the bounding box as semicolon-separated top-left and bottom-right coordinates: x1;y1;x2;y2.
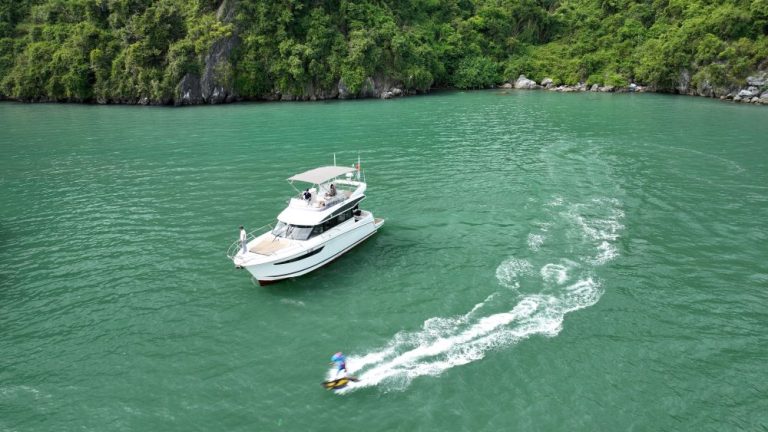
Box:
239;226;247;254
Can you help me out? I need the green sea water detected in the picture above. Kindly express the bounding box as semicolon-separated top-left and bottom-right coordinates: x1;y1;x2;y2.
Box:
1;91;767;431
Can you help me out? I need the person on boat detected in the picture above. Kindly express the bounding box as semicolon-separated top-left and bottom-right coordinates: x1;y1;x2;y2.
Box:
239;226;247;254
303;189;312;201
330;352;347;377
326;183;337;197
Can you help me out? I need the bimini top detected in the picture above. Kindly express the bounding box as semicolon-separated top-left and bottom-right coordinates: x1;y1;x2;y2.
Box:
288;166;356;184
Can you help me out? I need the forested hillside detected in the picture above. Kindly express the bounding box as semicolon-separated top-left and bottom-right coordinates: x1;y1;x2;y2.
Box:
0;0;766;104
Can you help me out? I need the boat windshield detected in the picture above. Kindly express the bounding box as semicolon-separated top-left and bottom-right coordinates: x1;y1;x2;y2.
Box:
271;221;313;240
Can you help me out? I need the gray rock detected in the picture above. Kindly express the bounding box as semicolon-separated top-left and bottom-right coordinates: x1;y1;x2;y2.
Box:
358;77;377;98
501;83;513;89
177;74;202;105
337;76;403;99
337;79;352;99
216;0;237;22
201;36;236;104
600;85;615;92
733;95;742;102
172;0;238;105
678;69;691;94
541;78;553;88
696;80;714;97
746;72;767;87
590;84;599;92
737;87;760;98
514;75;538;89
301;82;338;101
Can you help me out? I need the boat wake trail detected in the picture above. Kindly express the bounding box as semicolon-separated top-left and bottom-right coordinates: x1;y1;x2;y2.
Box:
334;197;623;394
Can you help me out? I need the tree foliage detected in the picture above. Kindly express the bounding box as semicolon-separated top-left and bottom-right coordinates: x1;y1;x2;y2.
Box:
0;0;766;102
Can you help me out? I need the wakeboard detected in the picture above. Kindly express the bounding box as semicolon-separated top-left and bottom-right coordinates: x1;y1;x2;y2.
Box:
322;376;359;390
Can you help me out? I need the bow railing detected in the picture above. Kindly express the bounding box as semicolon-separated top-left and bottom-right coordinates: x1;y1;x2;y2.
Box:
226;224;274;259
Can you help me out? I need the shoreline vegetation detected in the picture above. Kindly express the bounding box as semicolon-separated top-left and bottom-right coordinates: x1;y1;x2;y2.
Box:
1;0;767;107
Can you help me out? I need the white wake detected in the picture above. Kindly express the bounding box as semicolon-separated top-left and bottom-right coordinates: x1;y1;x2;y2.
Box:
333;197;623;394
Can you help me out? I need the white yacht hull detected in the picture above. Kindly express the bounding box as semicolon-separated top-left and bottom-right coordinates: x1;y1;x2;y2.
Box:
234;213;383;285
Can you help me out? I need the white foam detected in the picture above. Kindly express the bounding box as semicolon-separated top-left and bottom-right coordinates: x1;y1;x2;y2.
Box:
495;257;533;290
527;233;544;251
540;263;569;285
566;199;624;266
337;278;601;394
335;196;623;394
547;196;564;207
593;240;618;265
280;298;306;307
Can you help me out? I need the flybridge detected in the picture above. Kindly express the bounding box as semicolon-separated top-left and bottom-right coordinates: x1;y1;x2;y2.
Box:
288;166;357;184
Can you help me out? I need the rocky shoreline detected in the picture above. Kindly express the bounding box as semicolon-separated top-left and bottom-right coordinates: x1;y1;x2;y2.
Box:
3;72;767;106
501;73;768;106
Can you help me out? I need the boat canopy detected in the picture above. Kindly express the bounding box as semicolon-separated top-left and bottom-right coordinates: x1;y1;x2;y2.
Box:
288;166;356;184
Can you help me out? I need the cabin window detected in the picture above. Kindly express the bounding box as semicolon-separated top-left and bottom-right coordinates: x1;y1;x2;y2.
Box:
273;209;356;242
272;221;313;240
337;209;353;223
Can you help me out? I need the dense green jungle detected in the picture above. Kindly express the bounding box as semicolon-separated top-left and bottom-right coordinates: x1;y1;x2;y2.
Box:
0;0;767;104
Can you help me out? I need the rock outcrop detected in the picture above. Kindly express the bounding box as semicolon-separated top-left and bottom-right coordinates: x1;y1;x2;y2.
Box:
747;72;767;87
717;70;768;104
338;76;405;100
514;75;539;89
175;0;238;105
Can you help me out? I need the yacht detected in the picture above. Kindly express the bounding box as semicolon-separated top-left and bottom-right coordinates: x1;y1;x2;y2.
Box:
227;163;384;285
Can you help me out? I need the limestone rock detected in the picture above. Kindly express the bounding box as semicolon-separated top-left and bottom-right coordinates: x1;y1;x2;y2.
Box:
678;69;691;94
173;0;237;105
177;74;202;105
738;87;760;98
746;72;767;87
590;84;599;92
338;76;403;99
201;37;237;104
358;77;376;98
514;75;538;89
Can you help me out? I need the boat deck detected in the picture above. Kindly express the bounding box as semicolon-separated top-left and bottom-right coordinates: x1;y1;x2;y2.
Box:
250;236;293;255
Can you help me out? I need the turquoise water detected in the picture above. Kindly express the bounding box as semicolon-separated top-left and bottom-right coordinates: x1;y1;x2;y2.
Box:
1;91;767;431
